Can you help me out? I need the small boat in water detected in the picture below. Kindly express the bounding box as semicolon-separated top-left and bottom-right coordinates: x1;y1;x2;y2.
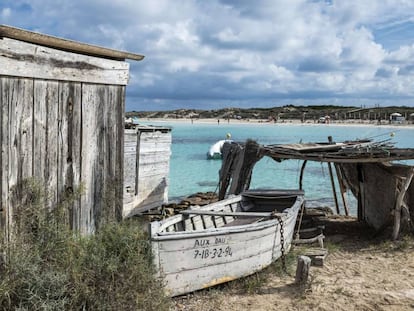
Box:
206;139;227;159
206;133;232;159
149;189;304;297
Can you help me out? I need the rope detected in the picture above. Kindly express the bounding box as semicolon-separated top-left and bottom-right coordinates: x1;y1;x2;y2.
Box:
294;201;306;240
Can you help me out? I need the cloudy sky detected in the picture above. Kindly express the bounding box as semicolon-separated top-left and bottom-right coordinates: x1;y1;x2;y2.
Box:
1;0;414;111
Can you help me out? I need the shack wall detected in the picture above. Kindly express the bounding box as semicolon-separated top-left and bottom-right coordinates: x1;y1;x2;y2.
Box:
0;36;127;237
123;126;171;217
339;163;414;230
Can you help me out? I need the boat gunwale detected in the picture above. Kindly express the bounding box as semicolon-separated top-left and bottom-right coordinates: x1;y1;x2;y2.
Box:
150;195;304;241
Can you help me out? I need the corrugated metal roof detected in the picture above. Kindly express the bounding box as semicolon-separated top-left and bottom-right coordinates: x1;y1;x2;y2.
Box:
0;24;144;61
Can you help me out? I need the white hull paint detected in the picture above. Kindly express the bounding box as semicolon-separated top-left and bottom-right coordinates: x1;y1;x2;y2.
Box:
206;139;232;159
150;189;304;297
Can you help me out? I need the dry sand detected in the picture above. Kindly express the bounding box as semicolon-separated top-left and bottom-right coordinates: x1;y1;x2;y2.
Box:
172;218;414;311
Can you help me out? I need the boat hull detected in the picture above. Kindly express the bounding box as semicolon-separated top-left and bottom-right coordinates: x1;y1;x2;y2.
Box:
150;190;303;297
206;139;231;160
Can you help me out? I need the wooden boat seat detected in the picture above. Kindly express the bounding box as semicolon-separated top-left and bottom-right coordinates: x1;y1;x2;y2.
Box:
222;216;264;227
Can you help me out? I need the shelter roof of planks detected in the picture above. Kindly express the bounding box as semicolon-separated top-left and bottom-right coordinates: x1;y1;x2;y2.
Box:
0;24;144;61
261;139;414;163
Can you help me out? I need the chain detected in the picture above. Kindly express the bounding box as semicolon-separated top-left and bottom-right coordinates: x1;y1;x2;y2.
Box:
274;215;286;273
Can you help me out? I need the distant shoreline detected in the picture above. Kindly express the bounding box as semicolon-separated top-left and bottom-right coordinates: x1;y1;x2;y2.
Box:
140;117;414;129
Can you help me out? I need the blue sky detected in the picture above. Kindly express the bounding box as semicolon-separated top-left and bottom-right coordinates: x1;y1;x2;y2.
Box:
2;0;414;111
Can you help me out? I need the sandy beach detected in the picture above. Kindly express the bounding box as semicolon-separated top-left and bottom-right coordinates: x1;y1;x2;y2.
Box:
173;217;414;311
142;117;414;130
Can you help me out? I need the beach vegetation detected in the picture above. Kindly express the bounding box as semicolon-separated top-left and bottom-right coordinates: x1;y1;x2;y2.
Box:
127;104;414;123
0;178;170;311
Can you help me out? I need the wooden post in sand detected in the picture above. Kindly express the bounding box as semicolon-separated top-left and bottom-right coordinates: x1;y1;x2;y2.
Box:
295;255;311;284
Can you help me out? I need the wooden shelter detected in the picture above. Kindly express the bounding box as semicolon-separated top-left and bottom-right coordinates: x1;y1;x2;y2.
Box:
219;139;414;239
124;125;172;217
0;25;144;238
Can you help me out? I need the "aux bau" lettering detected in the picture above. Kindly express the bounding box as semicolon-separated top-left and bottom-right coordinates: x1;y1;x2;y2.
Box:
193;239;210;247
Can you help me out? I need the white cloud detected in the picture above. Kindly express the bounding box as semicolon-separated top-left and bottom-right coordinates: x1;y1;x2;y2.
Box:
1;7;11;19
2;0;414;109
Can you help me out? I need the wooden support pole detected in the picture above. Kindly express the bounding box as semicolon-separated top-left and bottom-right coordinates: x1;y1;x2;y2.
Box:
401;202;411;230
393;168;414;240
328;162;340;214
357;164;364;221
295;255;311;284
334;164;350;216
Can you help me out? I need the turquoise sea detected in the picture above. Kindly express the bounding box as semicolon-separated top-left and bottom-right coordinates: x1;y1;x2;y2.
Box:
141;120;414;215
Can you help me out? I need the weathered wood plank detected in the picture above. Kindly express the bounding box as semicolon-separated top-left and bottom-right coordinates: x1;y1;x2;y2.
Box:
17;79;34;181
80;84;124;232
33;81;48;180
58;82;82;229
123;127;171;217
103;85;124;222
0;37;130;85
0;77;7;237
8;77;33;226
0;77;34;239
0;24;144;61
33;80;59;209
80;84;100;234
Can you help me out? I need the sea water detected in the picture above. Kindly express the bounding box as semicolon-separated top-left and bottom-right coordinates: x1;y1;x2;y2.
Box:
140;120;414;215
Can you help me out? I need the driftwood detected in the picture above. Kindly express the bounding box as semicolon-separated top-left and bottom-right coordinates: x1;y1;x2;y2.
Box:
393;168;414;240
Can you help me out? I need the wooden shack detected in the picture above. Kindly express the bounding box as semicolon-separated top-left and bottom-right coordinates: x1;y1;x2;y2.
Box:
124;125;172;217
219;139;414;239
0;25;144;237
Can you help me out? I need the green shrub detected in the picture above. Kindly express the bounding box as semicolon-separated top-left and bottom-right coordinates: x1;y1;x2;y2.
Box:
0;178;170;311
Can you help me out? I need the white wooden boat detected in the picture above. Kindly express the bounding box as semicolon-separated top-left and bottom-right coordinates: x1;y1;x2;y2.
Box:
149;189;304;296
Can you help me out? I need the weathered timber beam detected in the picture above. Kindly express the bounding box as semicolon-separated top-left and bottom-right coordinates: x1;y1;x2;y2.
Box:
266;153;414;163
0;24;144;61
